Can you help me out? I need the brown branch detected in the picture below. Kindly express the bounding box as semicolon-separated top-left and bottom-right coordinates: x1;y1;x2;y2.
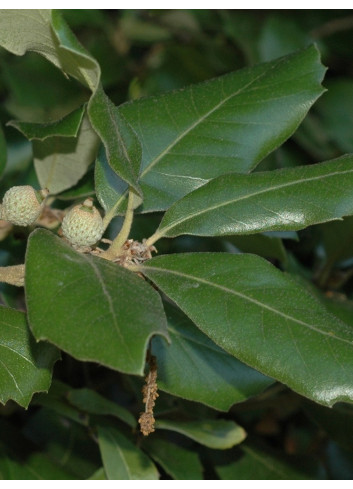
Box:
138;351;158;436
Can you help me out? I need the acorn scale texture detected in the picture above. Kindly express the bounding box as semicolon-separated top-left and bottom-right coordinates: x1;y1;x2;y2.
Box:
62;202;104;247
2;185;44;226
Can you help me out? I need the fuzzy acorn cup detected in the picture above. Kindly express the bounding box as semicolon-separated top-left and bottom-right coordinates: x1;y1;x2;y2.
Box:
0;185;49;226
61;198;104;248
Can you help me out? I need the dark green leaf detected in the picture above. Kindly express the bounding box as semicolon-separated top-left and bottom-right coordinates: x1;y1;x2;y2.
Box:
23;407;100;478
97;426;159;480
21;452;76;480
139;253;353;406
155;418;246;449
0;306;59;408
67;388;136;428
33;114;99;194
143;436;203;480
120;45;325;211
216;445;315;479
153;302;273;411
154;155;353;240
25;229;169;376
88;85;142;196
7;105;86;141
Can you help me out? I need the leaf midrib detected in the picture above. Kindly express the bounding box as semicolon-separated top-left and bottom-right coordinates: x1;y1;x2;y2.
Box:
159;165;353;236
139;60;281;179
82;255;136;367
142;264;353;347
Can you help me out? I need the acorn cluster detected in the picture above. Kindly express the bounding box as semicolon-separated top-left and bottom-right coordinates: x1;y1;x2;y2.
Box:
1;186;104;249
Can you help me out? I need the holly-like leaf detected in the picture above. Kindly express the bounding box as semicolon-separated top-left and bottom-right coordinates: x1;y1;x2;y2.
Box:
139;253;353;406
97;426;159;480
25;229;169;376
0;306;59;408
152;302;273;411
152;155;353;240
7;105;86;141
119;45;325;212
155;418;246;449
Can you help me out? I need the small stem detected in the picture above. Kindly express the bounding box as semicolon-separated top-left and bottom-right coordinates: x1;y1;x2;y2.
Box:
145;230;163;248
101;189;135;259
102;194;125;231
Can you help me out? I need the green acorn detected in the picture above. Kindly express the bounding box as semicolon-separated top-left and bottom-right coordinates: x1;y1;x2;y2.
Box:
62;198;104;247
2;186;48;226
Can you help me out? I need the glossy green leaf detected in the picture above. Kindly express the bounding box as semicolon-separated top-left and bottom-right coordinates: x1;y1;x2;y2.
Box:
154;155;353;240
139;253;353;406
67;388;136;428
216;445;315;480
119;45;325;212
0;125;6;177
7;105;85;141
25;229;169;376
97;426;159;480
33;114;99;194
88;85;142;196
155;418;246;449
0;306;59;408
143;436;203;480
152;302;273;411
0;10;99;91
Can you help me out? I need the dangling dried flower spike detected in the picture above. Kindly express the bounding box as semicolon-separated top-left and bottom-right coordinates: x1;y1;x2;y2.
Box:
138;351;158;436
